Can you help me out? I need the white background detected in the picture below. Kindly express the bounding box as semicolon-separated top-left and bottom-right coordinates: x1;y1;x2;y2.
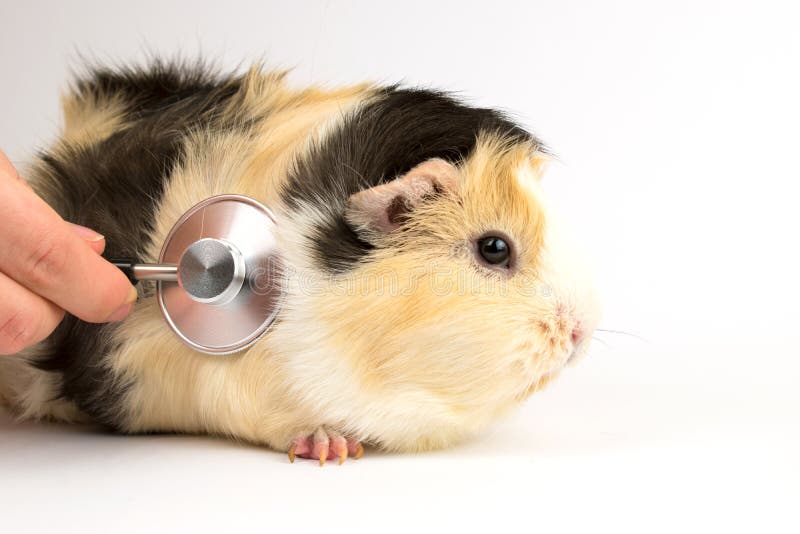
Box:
1;1;798;532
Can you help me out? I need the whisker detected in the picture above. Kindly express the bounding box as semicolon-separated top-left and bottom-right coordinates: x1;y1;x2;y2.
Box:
595;328;649;343
591;335;611;349
592;336;614;350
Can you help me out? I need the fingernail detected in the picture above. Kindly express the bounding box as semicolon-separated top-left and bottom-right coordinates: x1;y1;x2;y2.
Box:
106;287;138;322
68;222;104;242
126;285;139;303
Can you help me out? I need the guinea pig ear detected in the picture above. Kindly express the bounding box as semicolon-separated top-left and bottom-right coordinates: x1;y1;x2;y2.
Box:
344;158;459;240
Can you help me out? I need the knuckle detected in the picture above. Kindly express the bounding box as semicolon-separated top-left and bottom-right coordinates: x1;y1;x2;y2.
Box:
24;238;68;287
0;311;39;354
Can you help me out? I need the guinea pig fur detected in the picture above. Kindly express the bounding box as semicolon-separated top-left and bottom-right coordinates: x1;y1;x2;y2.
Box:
0;60;600;463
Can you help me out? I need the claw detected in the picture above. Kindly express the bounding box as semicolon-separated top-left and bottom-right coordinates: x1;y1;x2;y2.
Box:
289;430;362;465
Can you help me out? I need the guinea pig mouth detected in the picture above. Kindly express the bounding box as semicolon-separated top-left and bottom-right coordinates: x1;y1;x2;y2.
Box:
563;322;591;364
566;336;591;365
566;349;579;365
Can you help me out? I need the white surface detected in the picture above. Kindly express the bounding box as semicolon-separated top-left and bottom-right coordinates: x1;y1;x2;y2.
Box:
1;1;798;532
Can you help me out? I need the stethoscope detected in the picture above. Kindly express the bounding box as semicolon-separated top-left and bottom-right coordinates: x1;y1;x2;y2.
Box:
109;195;283;355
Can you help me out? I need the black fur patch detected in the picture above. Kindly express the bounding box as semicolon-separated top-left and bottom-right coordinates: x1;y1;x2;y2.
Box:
32;61;242;428
73;58;239;121
282;87;538;273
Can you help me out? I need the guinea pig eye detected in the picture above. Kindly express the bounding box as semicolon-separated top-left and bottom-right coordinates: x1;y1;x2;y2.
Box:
477;236;511;267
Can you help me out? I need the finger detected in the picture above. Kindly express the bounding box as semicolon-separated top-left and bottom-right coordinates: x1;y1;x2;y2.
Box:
67;222;106;255
0;271;65;355
0;176;137;323
2;153;108;256
0;149;23;182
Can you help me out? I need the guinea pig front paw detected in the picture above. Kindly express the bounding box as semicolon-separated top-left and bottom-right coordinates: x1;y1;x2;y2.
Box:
287;427;363;466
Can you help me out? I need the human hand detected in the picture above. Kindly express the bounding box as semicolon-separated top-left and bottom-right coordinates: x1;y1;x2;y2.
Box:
0;149;137;355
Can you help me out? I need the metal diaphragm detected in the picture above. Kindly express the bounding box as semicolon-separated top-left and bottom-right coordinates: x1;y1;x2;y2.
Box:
157;194;282;355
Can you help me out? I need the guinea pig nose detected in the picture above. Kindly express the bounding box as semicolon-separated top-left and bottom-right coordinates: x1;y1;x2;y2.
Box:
570;325;583;346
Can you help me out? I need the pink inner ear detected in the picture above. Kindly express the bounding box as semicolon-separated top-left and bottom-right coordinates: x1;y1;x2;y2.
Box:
344;158;460;236
407;158;459;192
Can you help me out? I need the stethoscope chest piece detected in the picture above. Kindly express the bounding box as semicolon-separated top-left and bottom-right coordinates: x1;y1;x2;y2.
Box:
157;195;282;355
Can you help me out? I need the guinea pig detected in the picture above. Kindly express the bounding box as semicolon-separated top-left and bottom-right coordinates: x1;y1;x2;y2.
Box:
0;60;600;464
